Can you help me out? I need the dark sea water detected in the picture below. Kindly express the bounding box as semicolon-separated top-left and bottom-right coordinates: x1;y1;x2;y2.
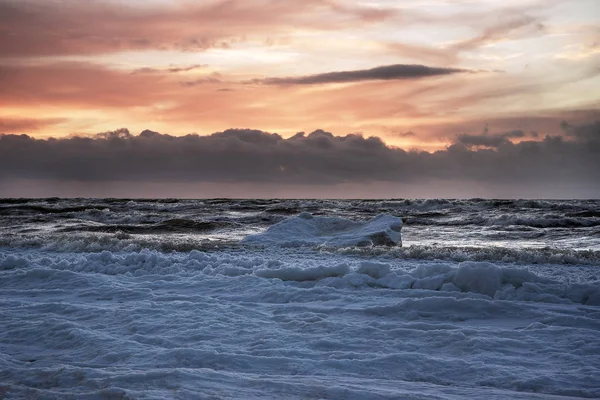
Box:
1;198;599;263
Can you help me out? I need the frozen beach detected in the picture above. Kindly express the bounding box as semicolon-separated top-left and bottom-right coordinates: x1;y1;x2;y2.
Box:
1;198;599;399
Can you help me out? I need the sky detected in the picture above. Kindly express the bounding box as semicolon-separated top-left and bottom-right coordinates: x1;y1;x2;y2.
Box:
0;0;599;198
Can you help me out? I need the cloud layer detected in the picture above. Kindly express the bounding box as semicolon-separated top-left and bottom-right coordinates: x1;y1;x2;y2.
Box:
1;122;598;197
0;0;396;57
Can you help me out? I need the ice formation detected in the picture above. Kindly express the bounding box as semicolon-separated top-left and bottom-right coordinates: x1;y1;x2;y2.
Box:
1;249;599;399
1;198;599;399
242;213;402;247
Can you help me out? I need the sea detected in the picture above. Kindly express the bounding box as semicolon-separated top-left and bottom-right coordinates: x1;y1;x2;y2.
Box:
0;198;599;399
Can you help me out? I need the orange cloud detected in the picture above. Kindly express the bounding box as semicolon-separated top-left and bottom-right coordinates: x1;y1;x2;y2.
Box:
0;117;66;134
0;0;397;58
0;58;597;148
0;62;174;108
0;61;466;137
389;15;546;66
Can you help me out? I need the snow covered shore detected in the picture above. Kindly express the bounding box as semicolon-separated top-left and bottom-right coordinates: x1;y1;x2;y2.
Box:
1;246;599;399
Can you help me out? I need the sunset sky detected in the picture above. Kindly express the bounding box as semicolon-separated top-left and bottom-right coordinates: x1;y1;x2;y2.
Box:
1;0;599;198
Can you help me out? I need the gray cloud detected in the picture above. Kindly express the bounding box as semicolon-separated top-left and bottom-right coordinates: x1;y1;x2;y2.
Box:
561;120;600;142
457;129;527;147
384;129;417;139
1;122;598;198
180;73;224;86
252;64;467;85
132;65;207;74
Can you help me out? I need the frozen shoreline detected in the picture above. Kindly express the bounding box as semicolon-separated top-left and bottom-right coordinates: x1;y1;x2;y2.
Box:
1;202;599;399
1;246;599;399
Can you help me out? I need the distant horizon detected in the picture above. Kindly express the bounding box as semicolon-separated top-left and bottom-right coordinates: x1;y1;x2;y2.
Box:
1;195;599;201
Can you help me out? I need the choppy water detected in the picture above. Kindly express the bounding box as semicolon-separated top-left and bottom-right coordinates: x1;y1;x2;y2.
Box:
1;198;599;263
1;198;599;399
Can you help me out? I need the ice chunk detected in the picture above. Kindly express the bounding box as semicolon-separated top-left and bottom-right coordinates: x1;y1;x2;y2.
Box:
242;213;402;247
454;261;503;297
357;261;391;278
441;282;461;292
376;272;414;289
0;255;30;270
411;263;454;279
254;263;350;281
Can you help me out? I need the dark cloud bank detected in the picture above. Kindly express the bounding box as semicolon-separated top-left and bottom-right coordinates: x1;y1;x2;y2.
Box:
0;122;599;198
253;64;466;85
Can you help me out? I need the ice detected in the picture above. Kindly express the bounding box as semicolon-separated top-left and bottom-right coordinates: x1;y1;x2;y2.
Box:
255;263;350;281
375;272;415;289
1;247;599;399
0;255;29;270
2;198;600;398
356;261;391;278
1;198;599;399
454;261;503;297
242;213;402;247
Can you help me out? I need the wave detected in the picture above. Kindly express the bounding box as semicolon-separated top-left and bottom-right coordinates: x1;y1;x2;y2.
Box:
0;204;110;215
489;215;600;228
2;200;599;266
568;211;600;218
57;218;232;235
0;232;236;253
1;233;599;265
405;214;600;228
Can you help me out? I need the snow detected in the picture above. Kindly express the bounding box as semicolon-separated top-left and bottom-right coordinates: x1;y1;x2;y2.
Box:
242;213;402;247
1;247;599;399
